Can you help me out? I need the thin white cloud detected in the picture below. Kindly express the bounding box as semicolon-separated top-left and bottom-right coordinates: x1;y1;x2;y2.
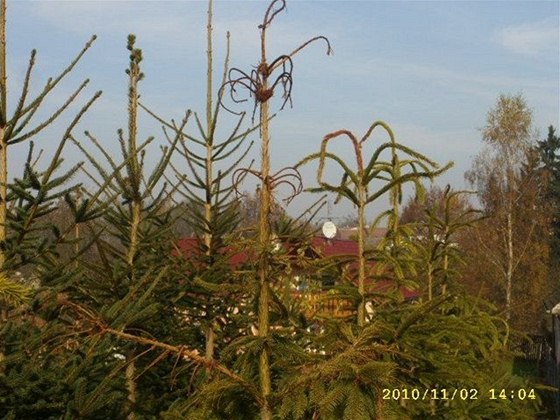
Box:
495;17;559;56
337;56;557;102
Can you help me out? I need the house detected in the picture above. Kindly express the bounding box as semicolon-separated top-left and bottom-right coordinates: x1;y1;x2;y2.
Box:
175;233;419;319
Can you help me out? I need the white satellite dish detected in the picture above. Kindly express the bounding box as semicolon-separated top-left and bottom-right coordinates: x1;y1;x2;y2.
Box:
322;221;337;239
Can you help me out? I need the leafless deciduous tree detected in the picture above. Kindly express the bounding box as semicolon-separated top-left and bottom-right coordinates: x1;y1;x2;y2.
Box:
465;94;549;326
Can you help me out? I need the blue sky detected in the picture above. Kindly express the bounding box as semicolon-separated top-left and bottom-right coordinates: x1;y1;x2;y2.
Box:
6;0;559;222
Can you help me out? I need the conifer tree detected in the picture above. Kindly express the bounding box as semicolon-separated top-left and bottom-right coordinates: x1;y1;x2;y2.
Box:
284;122;450;418
60;11;262;417
0;0;99;396
299;121;451;326
277;156;539;418
0;0;95;306
146;0;256;372
538;126;560;281
63;35;193;417
385;186;539;418
219;1;331;418
1;33;192;418
404;186;482;300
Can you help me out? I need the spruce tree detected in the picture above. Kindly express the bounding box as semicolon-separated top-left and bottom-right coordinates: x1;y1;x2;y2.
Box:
298;121;451;326
158;0;255;373
0;0;96;313
538;126;560;280
218;1;331;418
0;0;100;413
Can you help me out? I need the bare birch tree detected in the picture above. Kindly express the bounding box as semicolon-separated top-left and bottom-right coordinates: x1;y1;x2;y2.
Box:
466;93;534;321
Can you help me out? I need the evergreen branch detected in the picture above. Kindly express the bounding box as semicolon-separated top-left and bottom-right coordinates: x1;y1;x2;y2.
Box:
4;197;98;273
178;144;206;165
15;34;96;119
183;149;208;187
64;300;262;405
4;49;35;139
176;181;204;204
137;102;182;131
390;295;451;343
139;103;206;147
166;160;189;186
9;80;92;145
215;141;255;179
83;130;122;177
116;133;155;199
365;156;438;186
70;139;139;215
363;141;439;179
193;111;209;146
211;111;249;153
147;111;191;190
44;163;83;192
143;184;174;214
134;348;170;381
212;186;237;206
365;163;452;205
76;356;134;416
0;273;31;306
213;133;253;162
44;182;83;203
175;134;206;162
72;148;117;195
183;173;207;191
108;269;165;328
145;114;185;192
210;30;231;129
41;91;102;185
7;93;100;257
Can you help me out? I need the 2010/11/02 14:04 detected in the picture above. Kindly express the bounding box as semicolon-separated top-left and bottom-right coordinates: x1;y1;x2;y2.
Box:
382;388;537;401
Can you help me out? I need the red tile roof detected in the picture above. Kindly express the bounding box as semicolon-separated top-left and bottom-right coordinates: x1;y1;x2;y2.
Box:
310;237;360;256
174;237;253;268
176;236;365;264
175;236;419;300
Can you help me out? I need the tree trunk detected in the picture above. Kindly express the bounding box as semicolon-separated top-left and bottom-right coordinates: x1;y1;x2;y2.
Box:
0;0;7;269
0;132;5;269
0;0;7;375
203;0;216;374
505;211;513;320
427;260;433;301
441;225;449;296
258;78;272;420
357;187;366;327
125;38;142;419
126;357;136;420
